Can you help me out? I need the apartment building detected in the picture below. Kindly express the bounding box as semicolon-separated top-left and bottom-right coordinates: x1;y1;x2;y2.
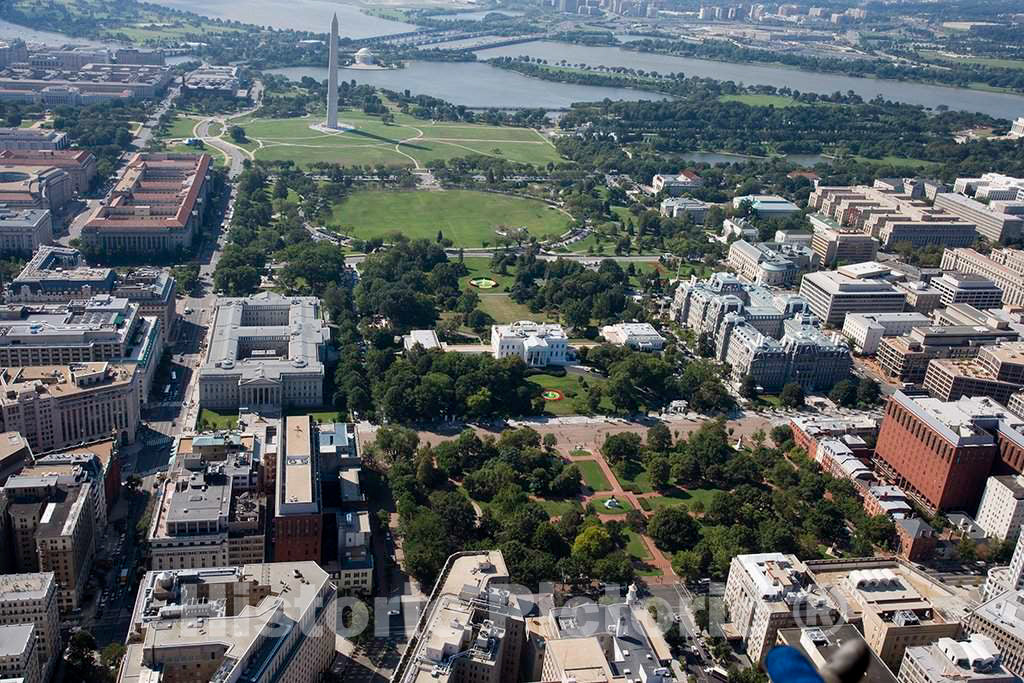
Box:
0;362;142;452
148;431;264;571
727;239;803;286
274;416;322;563
1;468;101;612
843;312;931;355
6;246;177;330
966;590;1024;677
932;273;1005;309
392;551;525;683
877;325;1019;385
778;626;897;683
119;562;337;683
723;553;836;663
899;636;1016;683
335;510;373;593
923;343;1024;405
198;292;328;410
809;213;879;267
934;193;1024;243
539;594;673;683
82;152;211;256
799;268;908;328
0;295;161;372
977;475;1024;541
807;558;968;673
0;622;41;683
809;185;977;249
941;249;1024;308
0;207;51;255
491;320;570;367
790;414;880;455
874;393;1024;512
0;573;59;683
1012;392;1024;421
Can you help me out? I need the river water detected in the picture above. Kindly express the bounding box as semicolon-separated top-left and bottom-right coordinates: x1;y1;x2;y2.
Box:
267;62;668;108
148;0;416;37
475;41;1024;119
120;0;1024;117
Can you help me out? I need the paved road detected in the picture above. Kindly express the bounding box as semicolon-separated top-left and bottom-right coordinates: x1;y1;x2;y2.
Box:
193;79;264;178
345;249;665;266
133;86;181;149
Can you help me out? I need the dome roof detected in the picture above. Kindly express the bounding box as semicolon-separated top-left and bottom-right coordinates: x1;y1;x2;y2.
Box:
355;47;373;56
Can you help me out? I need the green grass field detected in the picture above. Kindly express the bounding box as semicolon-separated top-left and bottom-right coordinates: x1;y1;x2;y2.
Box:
851;155;939;169
232;109;562;167
165;114;199;139
615;464;654;494
536;497;582;518
919;49;1024;71
329;189;570;247
624;529;652;561
477;295;539;324
638;488;724;512
529;373;608;416
458;258;517;291
589;496;634;515
198;409;237;430
719;94;801;107
576;459;612;492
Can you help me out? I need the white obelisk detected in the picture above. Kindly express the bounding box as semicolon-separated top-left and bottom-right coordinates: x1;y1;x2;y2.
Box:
327;13;339;129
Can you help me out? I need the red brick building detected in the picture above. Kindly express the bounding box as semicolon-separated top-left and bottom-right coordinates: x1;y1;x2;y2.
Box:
895;518;937;562
273;416;322;563
874;392;999;513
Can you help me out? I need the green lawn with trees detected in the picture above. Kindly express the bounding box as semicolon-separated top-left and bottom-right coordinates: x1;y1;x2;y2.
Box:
576;459;612;491
329;190;570;247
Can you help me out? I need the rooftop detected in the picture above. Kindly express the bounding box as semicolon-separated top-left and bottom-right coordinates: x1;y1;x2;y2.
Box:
0;623;33;658
0;572;54;603
778;625;896;683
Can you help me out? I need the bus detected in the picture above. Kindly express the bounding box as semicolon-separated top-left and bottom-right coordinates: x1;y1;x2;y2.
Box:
119;568;130;586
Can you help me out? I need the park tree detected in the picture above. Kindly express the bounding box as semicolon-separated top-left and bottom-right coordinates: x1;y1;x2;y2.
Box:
647;456;671;491
780;382;805;408
829;379;857;407
572;525;613;563
373;425;420;463
857;377;881;405
646;422;672;452
602;432;642;464
739;374;759;400
647;507;700;552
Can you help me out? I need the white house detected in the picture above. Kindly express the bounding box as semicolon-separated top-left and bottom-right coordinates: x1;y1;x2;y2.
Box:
491;320;569;366
600;322;666;351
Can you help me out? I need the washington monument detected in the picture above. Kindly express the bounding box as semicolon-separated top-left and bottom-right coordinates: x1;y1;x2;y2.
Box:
327;13;339;128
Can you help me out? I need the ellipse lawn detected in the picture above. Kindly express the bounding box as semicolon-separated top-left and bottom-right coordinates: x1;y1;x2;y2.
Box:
330;189;570;247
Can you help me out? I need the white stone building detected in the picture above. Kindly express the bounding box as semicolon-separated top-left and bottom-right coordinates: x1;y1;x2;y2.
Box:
600;322;665;351
977;476;1024;542
842;312;932;355
491;320;569;366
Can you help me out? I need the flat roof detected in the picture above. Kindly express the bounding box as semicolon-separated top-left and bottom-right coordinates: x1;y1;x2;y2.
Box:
0;623;33;658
